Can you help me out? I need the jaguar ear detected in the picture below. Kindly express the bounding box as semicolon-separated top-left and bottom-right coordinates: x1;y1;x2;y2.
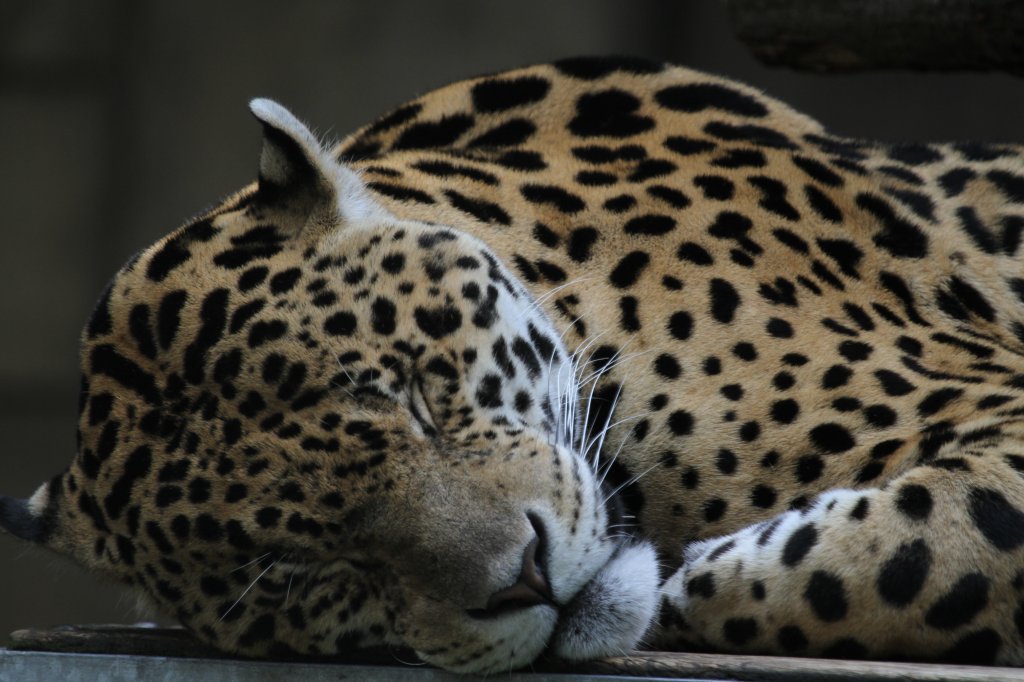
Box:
2;477;100;569
0;495;43;542
0;481;54;544
248;99;385;223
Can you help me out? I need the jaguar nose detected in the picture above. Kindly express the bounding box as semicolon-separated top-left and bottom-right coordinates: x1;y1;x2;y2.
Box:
468;514;553;618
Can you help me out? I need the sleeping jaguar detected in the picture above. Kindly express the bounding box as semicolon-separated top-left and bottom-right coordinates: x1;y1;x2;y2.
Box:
4;57;1024;673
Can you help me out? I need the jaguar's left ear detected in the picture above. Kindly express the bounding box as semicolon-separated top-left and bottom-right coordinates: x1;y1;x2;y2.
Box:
248;98;384;224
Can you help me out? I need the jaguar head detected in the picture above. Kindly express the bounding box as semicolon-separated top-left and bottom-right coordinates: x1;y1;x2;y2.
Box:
0;100;659;673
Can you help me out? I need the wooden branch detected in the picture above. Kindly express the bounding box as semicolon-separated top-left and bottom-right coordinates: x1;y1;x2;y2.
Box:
8;625;1024;681
726;0;1024;73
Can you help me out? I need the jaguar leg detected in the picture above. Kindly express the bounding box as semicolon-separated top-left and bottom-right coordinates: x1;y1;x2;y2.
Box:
654;427;1024;665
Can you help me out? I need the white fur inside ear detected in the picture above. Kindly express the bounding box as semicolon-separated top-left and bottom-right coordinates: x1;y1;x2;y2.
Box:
27;481;50;516
249;98;388;223
552;542;659;660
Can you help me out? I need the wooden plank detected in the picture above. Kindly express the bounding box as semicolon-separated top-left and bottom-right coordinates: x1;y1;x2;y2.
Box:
8;625;1024;681
0;650;668;682
8;625;413;667
726;0;1024;73
573;651;1024;682
9;625;224;659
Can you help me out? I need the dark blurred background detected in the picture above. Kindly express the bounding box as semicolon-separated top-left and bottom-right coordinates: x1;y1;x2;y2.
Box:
2;0;1022;642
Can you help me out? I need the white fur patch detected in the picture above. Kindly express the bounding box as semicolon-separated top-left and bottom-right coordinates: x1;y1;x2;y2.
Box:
552;541;660;660
26;482;49;517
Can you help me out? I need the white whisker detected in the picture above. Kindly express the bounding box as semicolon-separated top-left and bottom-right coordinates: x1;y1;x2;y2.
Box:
518;276;592;319
220;556;280;622
601;461;663;506
232;552;272;573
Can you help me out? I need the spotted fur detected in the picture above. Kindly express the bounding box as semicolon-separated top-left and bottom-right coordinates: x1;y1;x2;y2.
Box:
4;57;1024;671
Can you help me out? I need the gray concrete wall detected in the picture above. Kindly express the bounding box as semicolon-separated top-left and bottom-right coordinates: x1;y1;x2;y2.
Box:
2;0;1022;643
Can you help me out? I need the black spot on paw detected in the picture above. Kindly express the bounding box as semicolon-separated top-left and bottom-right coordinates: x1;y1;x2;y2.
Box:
877;538;931;607
895;484;933;521
925;572;990;630
849;497;870;520
804;570;848;622
781;523;817;566
943;628;1002;665
687;573;716;598
722;617;759;646
822;638;868;660
777;625;808;652
968;487;1024;551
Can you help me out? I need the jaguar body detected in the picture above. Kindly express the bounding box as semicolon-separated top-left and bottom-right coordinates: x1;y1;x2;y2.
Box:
4;57;1024;672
